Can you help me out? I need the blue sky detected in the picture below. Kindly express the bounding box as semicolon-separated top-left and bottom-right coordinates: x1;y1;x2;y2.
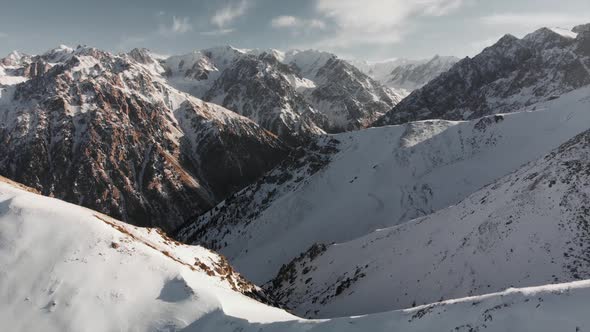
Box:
1;0;589;61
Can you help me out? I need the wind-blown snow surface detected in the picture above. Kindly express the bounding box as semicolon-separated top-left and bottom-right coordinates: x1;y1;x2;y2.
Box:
178;86;590;290
0;177;296;331
2;176;590;331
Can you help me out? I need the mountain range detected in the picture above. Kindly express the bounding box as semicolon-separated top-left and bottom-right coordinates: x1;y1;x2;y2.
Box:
353;55;458;96
2;23;590;331
375;24;590;126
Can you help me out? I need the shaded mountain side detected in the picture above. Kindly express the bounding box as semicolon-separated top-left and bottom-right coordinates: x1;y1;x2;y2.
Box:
267;126;590;317
375;25;590;126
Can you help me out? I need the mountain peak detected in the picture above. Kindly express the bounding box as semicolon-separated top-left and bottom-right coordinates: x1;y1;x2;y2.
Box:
127;47;157;64
572;23;590;34
523;27;571;49
496;33;520;46
481;33;525;55
0;50;31;67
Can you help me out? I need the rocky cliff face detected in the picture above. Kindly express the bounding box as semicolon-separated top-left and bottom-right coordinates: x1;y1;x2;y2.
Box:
287;50;403;133
202;52;327;145
162;47;401;144
375;25;590;126
0;46;288;232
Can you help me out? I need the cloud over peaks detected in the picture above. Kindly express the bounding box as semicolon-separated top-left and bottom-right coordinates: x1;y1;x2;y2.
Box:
158;16;193;36
211;0;251;28
310;0;466;47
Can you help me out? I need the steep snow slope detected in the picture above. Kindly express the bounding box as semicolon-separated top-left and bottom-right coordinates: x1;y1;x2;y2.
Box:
268;124;590;318
0;176;297;331
376;25;590;126
177;86;590;286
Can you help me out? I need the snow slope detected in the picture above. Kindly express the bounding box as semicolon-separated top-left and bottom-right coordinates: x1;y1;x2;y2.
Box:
0;176;297;331
269;121;590;318
2;175;590;331
178;86;590;287
189;281;590;331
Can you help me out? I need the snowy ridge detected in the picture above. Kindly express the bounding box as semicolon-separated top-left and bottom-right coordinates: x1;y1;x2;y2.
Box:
177;85;590;294
2;45;403;143
0;176;296;332
267;117;590;317
352;55;458;95
384;55;458;94
160;47;401;141
2;176;590;331
376;24;590;126
191;280;590;331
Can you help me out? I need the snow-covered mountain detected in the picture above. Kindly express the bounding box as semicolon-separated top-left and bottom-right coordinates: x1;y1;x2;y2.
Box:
0;45;288;232
176;85;590;293
0;51;32;86
268;121;590;318
162;47;402;143
350;58;413;83
385;55;458;94
354;55;458;96
375;24;590;126
5;22;590;329
0;43;407;231
283;50;404;132
0;175;296;331
2;175;590;331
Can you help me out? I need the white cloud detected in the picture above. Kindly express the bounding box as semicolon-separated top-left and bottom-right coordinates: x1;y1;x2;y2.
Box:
271;16;299;28
211;0;250;28
199;28;236;36
158;16;193;36
310;0;466;48
270;16;326;30
481;13;587;29
0;32;7;38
